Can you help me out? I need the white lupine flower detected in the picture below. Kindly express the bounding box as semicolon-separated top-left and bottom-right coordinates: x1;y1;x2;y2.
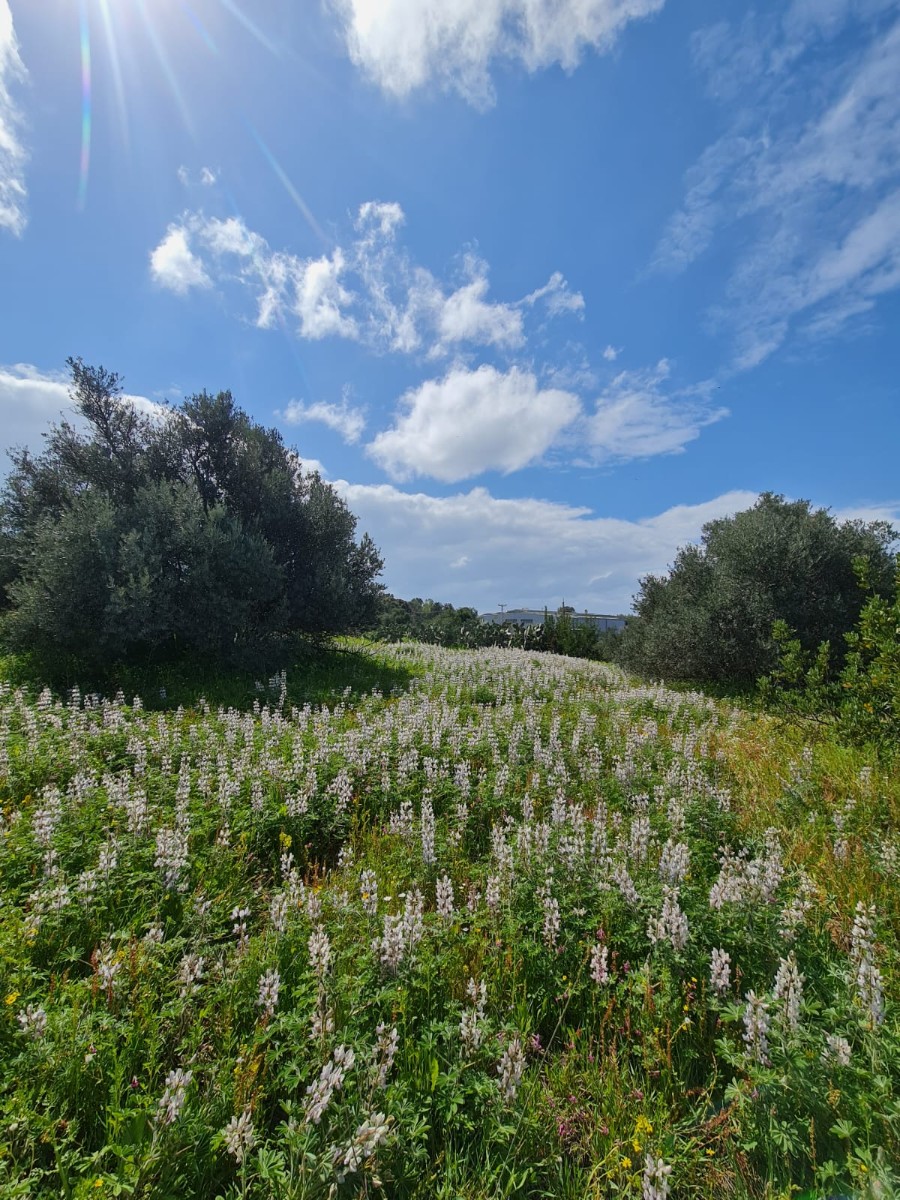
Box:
360;869;378;916
304;1046;355;1125
642;1154;672;1200
497;1036;525;1103
309;927;332;977
459;977;487;1053
822;1034;852;1067
647;886;688;952
231;906;250;952
374;914;405;974
856;957;885;1026
335;1112;391;1175
17;1004;47;1039
613;863;639;905
144;924;164;945
773;953;803;1032
222;1109;255;1162
420;794;436;865
155;827;189;891
372;1023;399;1089
157;1068;192;1125
850;902;885;1026
270;891;289;934
742;991;771;1065
658;838;690;886
177;953;205;999
97;949;121;996
436;874;455;919
709;948;731;996
590;943;610;986
257;969;281;1019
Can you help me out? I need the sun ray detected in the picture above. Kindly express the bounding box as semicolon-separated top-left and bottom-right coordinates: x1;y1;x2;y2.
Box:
77;0;92;210
215;0;281;58
178;1;219;55
244;120;327;246
133;0;195;136
95;0;130;149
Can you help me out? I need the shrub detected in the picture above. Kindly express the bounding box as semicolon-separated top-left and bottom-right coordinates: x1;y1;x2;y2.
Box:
618;493;896;685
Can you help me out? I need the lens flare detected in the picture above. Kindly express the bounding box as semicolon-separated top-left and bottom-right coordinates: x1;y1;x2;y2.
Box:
134;0;194;135
178;1;219;55
77;0;92;210
95;0;130;149
216;0;281;57
245;120;326;246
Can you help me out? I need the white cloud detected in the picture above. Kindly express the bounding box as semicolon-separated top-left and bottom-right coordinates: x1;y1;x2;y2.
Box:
0;0;27;237
334;479;759;612
585;361;727;461
435;270;524;350
330;0;665;106
602;344;620;361
148;203;582;356
150;226;212;294
655;10;900;367
281;390;366;443
524;271;585;316
294;248;358;339
368;364;580;482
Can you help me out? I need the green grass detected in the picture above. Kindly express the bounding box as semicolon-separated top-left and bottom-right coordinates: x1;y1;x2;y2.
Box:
0;643;897;1199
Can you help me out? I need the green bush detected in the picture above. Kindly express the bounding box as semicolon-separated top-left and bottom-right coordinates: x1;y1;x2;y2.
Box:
618;493;896;685
763;561;900;756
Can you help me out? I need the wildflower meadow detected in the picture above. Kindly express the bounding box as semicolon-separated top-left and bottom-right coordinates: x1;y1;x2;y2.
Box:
1;643;898;1198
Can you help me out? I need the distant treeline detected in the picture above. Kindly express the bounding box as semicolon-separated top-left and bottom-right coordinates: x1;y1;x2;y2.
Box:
365;595;624;660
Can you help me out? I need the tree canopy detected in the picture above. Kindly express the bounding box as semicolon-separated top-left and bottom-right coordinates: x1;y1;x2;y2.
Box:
616;492;897;684
0;359;383;665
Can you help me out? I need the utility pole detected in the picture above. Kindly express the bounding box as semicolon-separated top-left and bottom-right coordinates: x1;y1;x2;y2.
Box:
498;603;507;614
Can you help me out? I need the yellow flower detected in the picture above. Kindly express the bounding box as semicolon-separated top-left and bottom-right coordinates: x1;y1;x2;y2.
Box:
94;1180;104;1189
632;1138;641;1153
620;1157;632;1170
5;992;19;1007
635;1116;653;1135
705;1149;715;1157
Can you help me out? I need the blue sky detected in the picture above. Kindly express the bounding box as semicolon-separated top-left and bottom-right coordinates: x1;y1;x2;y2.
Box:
1;0;899;614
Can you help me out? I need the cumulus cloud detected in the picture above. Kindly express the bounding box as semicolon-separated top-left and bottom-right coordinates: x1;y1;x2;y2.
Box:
148;203;581;356
367;364;580;482
585;361;727;462
330;0;665;106
0;0;28;237
150;226;212;294
333;480;759;612
281;390;366;443
654;7;900;368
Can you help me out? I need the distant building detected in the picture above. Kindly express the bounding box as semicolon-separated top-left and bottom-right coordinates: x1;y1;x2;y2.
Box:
479;606;626;632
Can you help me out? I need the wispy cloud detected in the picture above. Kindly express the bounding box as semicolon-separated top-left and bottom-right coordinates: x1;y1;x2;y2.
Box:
148;201;584;358
654;6;900;368
329;0;665;107
584;361;727;462
0;0;28;237
281;389;366;444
